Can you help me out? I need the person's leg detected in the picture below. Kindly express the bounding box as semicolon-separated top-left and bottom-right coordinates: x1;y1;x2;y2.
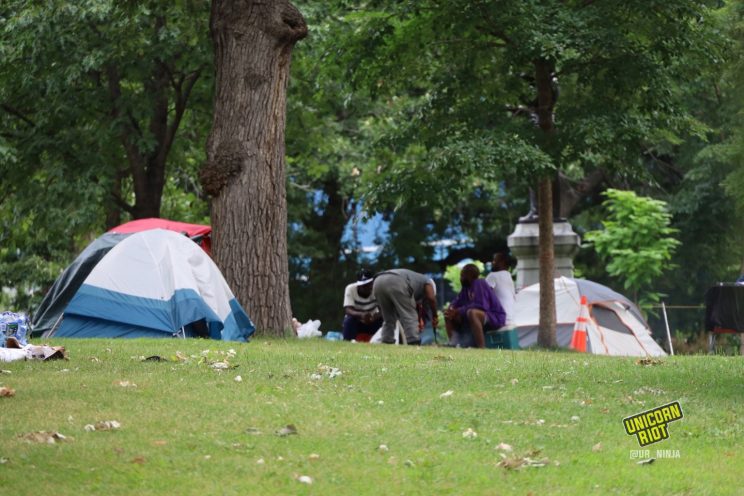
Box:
355;318;381;342
445;312;461;340
392;294;421;345
466;308;487;348
373;276;398;344
377;275;419;344
342;315;360;341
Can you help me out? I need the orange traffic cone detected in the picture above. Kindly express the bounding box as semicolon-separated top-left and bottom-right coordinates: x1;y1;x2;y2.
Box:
570;295;589;352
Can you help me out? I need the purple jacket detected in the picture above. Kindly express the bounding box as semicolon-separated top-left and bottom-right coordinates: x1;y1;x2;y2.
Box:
451;279;506;328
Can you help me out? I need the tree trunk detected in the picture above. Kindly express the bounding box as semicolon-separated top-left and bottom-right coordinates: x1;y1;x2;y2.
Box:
537;177;557;347
201;0;307;335
534;58;558;348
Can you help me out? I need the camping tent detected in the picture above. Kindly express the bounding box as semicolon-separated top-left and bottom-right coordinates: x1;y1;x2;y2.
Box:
513;277;666;357
37;229;254;341
109;218;212;255
33;219;213;337
32;233;129;337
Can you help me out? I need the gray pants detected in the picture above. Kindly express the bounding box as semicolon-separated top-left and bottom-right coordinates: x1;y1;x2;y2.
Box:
372;273;420;344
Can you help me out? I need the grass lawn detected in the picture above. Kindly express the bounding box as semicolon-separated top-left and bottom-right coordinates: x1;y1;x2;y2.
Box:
0;338;742;495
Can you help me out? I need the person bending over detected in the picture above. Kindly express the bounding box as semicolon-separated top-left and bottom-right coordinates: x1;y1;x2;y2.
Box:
372;269;438;345
445;264;505;348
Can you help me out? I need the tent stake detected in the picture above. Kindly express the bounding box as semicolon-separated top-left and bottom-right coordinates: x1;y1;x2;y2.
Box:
661;301;674;356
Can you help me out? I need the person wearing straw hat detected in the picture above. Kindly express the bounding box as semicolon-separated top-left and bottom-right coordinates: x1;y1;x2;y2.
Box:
342;269;382;342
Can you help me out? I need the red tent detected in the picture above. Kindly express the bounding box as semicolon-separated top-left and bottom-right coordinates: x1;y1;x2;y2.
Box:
108;218;212;255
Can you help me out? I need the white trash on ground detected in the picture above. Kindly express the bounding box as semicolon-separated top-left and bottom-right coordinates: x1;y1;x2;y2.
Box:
297;320;322;339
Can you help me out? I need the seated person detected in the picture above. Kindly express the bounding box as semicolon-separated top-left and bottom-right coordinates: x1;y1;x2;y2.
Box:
485;252;516;326
342;269;382;342
445;263;506;348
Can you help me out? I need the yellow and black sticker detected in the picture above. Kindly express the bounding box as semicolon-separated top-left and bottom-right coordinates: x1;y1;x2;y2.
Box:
623;401;683;447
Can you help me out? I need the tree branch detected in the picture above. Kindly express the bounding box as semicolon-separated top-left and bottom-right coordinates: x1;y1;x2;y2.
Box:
1;104;36;127
162;68;202;165
105;64;146;180
109;190;135;215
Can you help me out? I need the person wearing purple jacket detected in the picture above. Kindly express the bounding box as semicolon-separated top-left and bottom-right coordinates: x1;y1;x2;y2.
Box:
445;263;506;348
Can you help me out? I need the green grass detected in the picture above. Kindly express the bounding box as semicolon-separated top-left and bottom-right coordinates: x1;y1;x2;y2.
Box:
0;338;742;495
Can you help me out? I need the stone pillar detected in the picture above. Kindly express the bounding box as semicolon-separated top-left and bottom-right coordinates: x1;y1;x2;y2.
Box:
507;221;581;291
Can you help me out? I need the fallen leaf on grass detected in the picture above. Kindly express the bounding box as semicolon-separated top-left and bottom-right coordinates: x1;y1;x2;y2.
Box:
592;443;603;452
234;375;243;382
317;364;342;379
378;444;389;452
432;355;454;362
511;378;519;385
152;440;168;446
131;456;146;465
84;420;121;432
439;390;454;398
308;453;320;460
496;443;513;452
0;387;15;397
275;424;298;437
636;358;664;366
142;355;167;362
497;450;551;470
19;431;70;444
0;457;8;464
115;381;137;388
633;386;665;396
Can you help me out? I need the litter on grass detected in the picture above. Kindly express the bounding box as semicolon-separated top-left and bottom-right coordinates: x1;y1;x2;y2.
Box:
19;431;70;444
84;420;121;432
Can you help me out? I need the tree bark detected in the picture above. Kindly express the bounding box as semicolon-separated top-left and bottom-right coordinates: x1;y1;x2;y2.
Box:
202;0;307;335
534;58;558;348
537;177;557;347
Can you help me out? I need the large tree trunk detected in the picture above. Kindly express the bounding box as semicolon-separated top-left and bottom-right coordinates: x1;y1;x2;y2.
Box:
201;0;307;335
534;58;558;348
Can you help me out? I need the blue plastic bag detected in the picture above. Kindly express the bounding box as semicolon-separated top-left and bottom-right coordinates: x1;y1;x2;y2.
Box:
1;311;30;347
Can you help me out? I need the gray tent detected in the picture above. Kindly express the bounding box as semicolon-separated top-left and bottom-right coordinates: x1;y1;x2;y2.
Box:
513;277;666;356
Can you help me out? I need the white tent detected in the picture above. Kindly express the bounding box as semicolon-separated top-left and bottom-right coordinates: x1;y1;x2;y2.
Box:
513;277;666;356
48;229;254;341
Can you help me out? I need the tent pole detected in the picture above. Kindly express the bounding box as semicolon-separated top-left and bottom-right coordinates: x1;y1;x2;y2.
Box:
661;302;674;356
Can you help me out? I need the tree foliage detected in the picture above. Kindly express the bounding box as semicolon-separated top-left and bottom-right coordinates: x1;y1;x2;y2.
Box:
0;1;212;310
584;189;679;307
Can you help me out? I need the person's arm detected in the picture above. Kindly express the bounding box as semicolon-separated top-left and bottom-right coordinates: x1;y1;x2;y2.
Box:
424;283;439;328
344;306;367;318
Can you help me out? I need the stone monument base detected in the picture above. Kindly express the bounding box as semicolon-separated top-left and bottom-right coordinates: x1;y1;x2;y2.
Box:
507;221;580;291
